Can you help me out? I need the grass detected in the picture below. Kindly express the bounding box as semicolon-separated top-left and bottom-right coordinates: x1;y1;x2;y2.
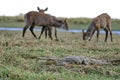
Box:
0;15;120;30
0;30;120;80
0;22;25;28
0;21;120;30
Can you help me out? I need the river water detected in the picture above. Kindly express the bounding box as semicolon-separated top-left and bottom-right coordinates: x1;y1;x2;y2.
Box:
0;27;120;35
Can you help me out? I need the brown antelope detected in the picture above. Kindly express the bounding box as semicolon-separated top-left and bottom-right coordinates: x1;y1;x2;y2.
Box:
37;7;59;40
82;13;113;42
37;7;52;39
22;10;68;39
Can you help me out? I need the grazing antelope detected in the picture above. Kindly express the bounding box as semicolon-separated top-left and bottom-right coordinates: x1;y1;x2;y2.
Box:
82;13;113;42
39;18;67;40
22;10;68;40
37;7;59;40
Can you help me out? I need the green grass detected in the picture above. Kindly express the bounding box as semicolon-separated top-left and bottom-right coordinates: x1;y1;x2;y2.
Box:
0;30;120;80
0;22;25;28
0;21;120;30
0;16;120;30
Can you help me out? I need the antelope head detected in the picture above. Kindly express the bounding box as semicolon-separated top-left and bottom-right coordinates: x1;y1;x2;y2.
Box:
82;30;91;41
61;19;69;30
37;7;48;13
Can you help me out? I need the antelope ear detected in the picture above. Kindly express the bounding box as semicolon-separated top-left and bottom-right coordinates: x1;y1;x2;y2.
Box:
45;7;48;11
37;7;40;11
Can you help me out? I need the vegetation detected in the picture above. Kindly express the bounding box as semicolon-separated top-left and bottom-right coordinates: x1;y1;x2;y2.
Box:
0;15;120;30
0;30;120;80
0;15;120;79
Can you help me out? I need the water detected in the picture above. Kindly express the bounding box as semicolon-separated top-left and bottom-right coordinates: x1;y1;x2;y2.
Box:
0;27;120;35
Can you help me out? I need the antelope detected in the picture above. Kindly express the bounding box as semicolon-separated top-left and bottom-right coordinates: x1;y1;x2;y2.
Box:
37;7;53;39
37;7;59;40
22;9;68;40
82;13;113;42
